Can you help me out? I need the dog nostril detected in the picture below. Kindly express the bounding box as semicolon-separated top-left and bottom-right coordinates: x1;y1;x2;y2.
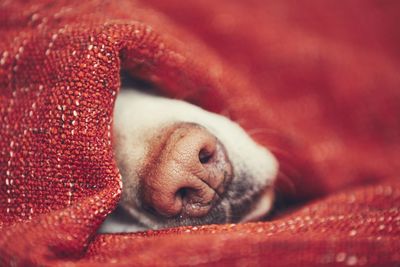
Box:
176;187;202;206
176;187;188;200
199;148;214;164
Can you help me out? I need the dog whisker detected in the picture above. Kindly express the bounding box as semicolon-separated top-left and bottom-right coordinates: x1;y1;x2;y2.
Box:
247;127;282;138
276;169;297;195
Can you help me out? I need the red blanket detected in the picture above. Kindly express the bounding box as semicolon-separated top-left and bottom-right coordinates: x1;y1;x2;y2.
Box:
1;0;399;266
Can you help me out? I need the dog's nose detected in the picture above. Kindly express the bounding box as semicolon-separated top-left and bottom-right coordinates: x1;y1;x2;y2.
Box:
142;123;233;218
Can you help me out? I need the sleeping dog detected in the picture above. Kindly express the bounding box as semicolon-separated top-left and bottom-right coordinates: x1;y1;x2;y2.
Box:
99;86;278;233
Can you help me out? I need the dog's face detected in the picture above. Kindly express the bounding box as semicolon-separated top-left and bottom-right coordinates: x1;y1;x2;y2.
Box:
103;88;278;232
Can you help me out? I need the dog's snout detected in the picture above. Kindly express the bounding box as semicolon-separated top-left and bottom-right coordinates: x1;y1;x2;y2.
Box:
142;123;233;218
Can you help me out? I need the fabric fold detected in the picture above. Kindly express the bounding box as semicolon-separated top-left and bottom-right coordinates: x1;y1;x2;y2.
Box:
1;0;399;266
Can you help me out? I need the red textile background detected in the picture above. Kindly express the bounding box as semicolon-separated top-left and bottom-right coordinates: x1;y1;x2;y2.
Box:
1;0;400;266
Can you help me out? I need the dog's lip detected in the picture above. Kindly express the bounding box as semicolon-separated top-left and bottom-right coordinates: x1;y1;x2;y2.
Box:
239;186;275;223
180;192;220;218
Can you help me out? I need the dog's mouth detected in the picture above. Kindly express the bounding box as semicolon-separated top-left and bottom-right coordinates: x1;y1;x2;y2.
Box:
120;179;275;230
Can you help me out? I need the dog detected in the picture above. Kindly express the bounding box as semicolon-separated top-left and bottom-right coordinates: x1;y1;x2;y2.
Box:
99;85;278;233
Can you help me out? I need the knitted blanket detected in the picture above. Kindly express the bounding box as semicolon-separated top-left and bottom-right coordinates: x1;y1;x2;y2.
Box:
1;0;399;266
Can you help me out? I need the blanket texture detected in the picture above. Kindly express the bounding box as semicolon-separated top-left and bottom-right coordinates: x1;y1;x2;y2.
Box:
1;0;400;266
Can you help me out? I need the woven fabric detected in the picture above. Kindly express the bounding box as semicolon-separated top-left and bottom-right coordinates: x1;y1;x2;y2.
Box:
1;0;399;266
